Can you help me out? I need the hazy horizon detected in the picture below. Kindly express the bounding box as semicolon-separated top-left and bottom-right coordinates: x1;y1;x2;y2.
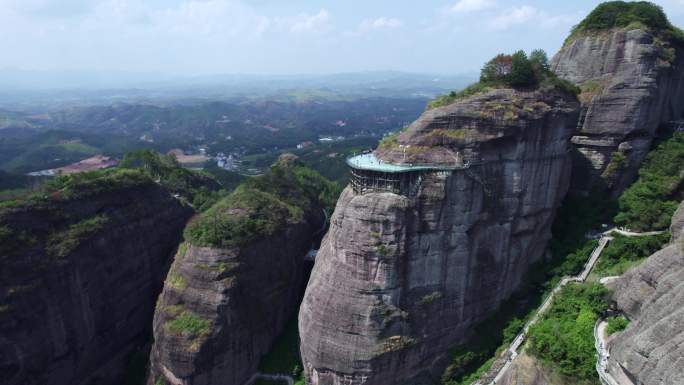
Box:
3;0;684;81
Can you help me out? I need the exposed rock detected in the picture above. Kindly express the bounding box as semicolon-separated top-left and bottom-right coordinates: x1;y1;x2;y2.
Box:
607;201;684;385
670;200;684;241
0;171;193;385
148;161;331;385
496;353;560;385
551;28;684;194
299;88;579;384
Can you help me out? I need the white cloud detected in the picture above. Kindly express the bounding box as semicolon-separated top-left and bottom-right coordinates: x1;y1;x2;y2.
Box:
357;17;403;33
449;0;495;14
288;9;330;33
488;5;536;30
486;5;578;31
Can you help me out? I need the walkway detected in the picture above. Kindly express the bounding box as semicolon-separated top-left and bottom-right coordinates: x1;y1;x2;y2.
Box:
479;235;613;385
244;372;294;385
483;228;661;385
603;228;665;237
244;228;660;385
594;320;624;385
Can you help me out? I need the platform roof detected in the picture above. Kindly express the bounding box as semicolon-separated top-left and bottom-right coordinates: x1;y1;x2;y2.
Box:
346;153;457;173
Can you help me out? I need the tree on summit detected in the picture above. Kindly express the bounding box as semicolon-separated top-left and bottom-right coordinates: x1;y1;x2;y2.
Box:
480;50;536;87
508;50;536;86
480;54;513;82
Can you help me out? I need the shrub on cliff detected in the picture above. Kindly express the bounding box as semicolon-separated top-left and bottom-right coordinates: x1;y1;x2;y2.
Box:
606;315;629;335
570;1;684;44
614;132;684;231
428;49;579;110
594;232;670;276
528;282;610;381
0;168;153;211
120;149;223;210
184;158;339;248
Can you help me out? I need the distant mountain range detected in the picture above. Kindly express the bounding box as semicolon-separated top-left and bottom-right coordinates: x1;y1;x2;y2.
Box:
0;70;476;109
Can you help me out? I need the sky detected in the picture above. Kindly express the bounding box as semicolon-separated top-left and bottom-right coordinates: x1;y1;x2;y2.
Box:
2;0;684;76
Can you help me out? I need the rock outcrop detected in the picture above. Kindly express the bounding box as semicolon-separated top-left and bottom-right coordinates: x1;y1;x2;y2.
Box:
0;170;193;385
299;88;580;384
551;28;684;194
607;201;684;385
148;158;333;385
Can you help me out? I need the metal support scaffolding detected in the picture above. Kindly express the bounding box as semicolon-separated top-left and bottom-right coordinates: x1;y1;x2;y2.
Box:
349;168;426;196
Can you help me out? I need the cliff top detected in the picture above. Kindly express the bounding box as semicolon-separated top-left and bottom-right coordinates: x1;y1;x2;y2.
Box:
0;150;222;213
375;51;580;166
184;157;338;248
566;1;684;45
0;168;154;212
0;167;186;261
428;49;579;111
375;87;578;165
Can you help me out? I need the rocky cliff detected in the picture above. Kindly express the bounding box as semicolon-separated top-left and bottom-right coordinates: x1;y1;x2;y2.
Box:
148;156;335;385
299;88;580;385
551;27;684;194
0;169;193;385
607;201;684;385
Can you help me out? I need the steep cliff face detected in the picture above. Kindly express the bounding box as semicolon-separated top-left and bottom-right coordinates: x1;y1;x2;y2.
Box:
607;201;684;385
551;28;684;194
0;170;193;385
299;88;579;385
149;157;334;385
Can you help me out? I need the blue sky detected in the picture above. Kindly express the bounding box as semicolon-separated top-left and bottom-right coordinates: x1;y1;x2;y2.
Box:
2;0;684;75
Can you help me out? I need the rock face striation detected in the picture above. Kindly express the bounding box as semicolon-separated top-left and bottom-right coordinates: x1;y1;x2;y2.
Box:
299;88;580;385
607;201;684;385
148;158;332;385
551;28;684;194
0;170;193;385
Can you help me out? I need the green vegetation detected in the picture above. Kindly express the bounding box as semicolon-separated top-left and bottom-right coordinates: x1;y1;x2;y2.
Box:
441;190;616;384
258;313;306;385
428;83;493;109
528;283;610;382
543;194;616;283
46;215;110;257
121;150;224;210
168;273;188;291
0;225;37;257
614;132;684;231
594;232;670;276
601;151;628;184
184;157;339;248
569;1;684;44
202;164;246;191
606;315;630;335
0;168;158;214
419;291;443;306
442;314;524;385
165;310;211;338
428;49;579;110
0;165;186;261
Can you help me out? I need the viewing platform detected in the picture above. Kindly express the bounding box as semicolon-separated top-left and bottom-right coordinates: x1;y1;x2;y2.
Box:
346;152;470;196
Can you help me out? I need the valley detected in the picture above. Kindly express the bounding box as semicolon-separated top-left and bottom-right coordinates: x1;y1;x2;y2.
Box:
2;2;684;385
